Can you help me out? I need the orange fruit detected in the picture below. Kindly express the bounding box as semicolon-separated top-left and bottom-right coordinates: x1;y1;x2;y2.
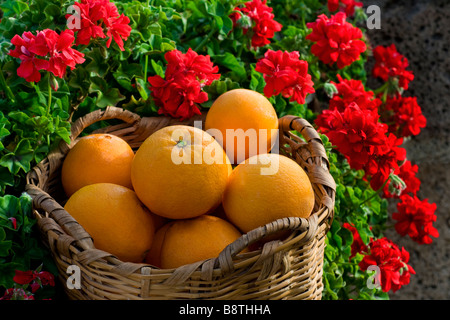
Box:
131;125;232;220
205;88;279;164
222;153;315;233
145;215;242;269
144;222;171;268
61;133;134;197
64;183;155;263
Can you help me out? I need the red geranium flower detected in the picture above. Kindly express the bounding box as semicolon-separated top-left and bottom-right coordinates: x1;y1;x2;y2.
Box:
104;7;132;51
359;237;415;293
306;12;366;69
372;44;414;90
148;48;220;120
230;0;282;47
0;288;35;300
8;32;50;82
393;194;439;245
13;270;37;285
255;50;315;104
163;48;221;85
34;29;86;79
329;74;381;115
315;102;388;171
149;73;209;120
68;0;106;46
9;29;85;83
69;0;131;51
327;0;363;16
364;133;406;191
13;269;55;293
383;160;421;198
383;96;427;138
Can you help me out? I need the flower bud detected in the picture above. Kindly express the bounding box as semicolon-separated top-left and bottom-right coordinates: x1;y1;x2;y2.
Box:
388;173;406;196
324;82;338;98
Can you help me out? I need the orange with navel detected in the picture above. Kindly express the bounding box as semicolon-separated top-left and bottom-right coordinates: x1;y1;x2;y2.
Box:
131;125;232;220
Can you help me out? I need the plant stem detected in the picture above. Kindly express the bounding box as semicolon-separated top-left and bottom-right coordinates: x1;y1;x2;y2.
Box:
47;79;52;117
0;64;15;103
144;54;149;79
194;24;217;52
372;81;389;95
358;178;390;206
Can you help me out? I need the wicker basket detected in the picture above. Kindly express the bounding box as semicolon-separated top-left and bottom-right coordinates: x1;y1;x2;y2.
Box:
25;106;336;300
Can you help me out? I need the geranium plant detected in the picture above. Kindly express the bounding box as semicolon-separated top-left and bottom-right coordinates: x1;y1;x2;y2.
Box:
0;0;437;300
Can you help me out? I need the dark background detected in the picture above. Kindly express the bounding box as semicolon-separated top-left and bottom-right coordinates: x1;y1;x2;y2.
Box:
365;0;450;300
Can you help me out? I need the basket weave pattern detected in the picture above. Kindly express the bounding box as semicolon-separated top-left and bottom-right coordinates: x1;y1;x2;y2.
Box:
25;106;336;300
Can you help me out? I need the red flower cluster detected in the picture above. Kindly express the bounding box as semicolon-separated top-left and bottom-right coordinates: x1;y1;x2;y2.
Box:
372;44;414;90
69;0;132;51
230;0;282;47
306;12;366;69
148;48;220;120
0;269;55;300
327;0;363;16
328;74;381;115
9;30;85;83
13;269;55;293
255;50;315;104
359;237;415;293
393;195;439;245
0;288;35;300
316;100;407;190
383;160;421;198
364;133;406;191
382;95;427;138
315;102;389;171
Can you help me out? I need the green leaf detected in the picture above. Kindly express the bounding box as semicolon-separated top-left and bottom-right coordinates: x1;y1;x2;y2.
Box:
271;95;287;114
0;227;12;256
249;65;265;93
203;78;240;101
0;260;21;288
0;0;29;17
43;3;59;18
0;139;34;175
213;53;247;81
89;77;126;108
135;77;150;101
220;16;233;36
0;167;14;192
54;120;71;145
85;48;110;78
150;59;165;78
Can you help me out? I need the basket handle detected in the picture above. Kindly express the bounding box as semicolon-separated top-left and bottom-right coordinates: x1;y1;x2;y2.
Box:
69;106;142;142
25;184;96;251
279;115;329;163
69;106;206;149
279;115;336;220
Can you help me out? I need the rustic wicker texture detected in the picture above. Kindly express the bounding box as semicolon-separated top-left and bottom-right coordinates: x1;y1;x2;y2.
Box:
25;106;336;300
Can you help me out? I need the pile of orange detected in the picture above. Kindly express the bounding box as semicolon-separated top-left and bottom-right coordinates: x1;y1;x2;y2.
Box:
61;89;315;268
